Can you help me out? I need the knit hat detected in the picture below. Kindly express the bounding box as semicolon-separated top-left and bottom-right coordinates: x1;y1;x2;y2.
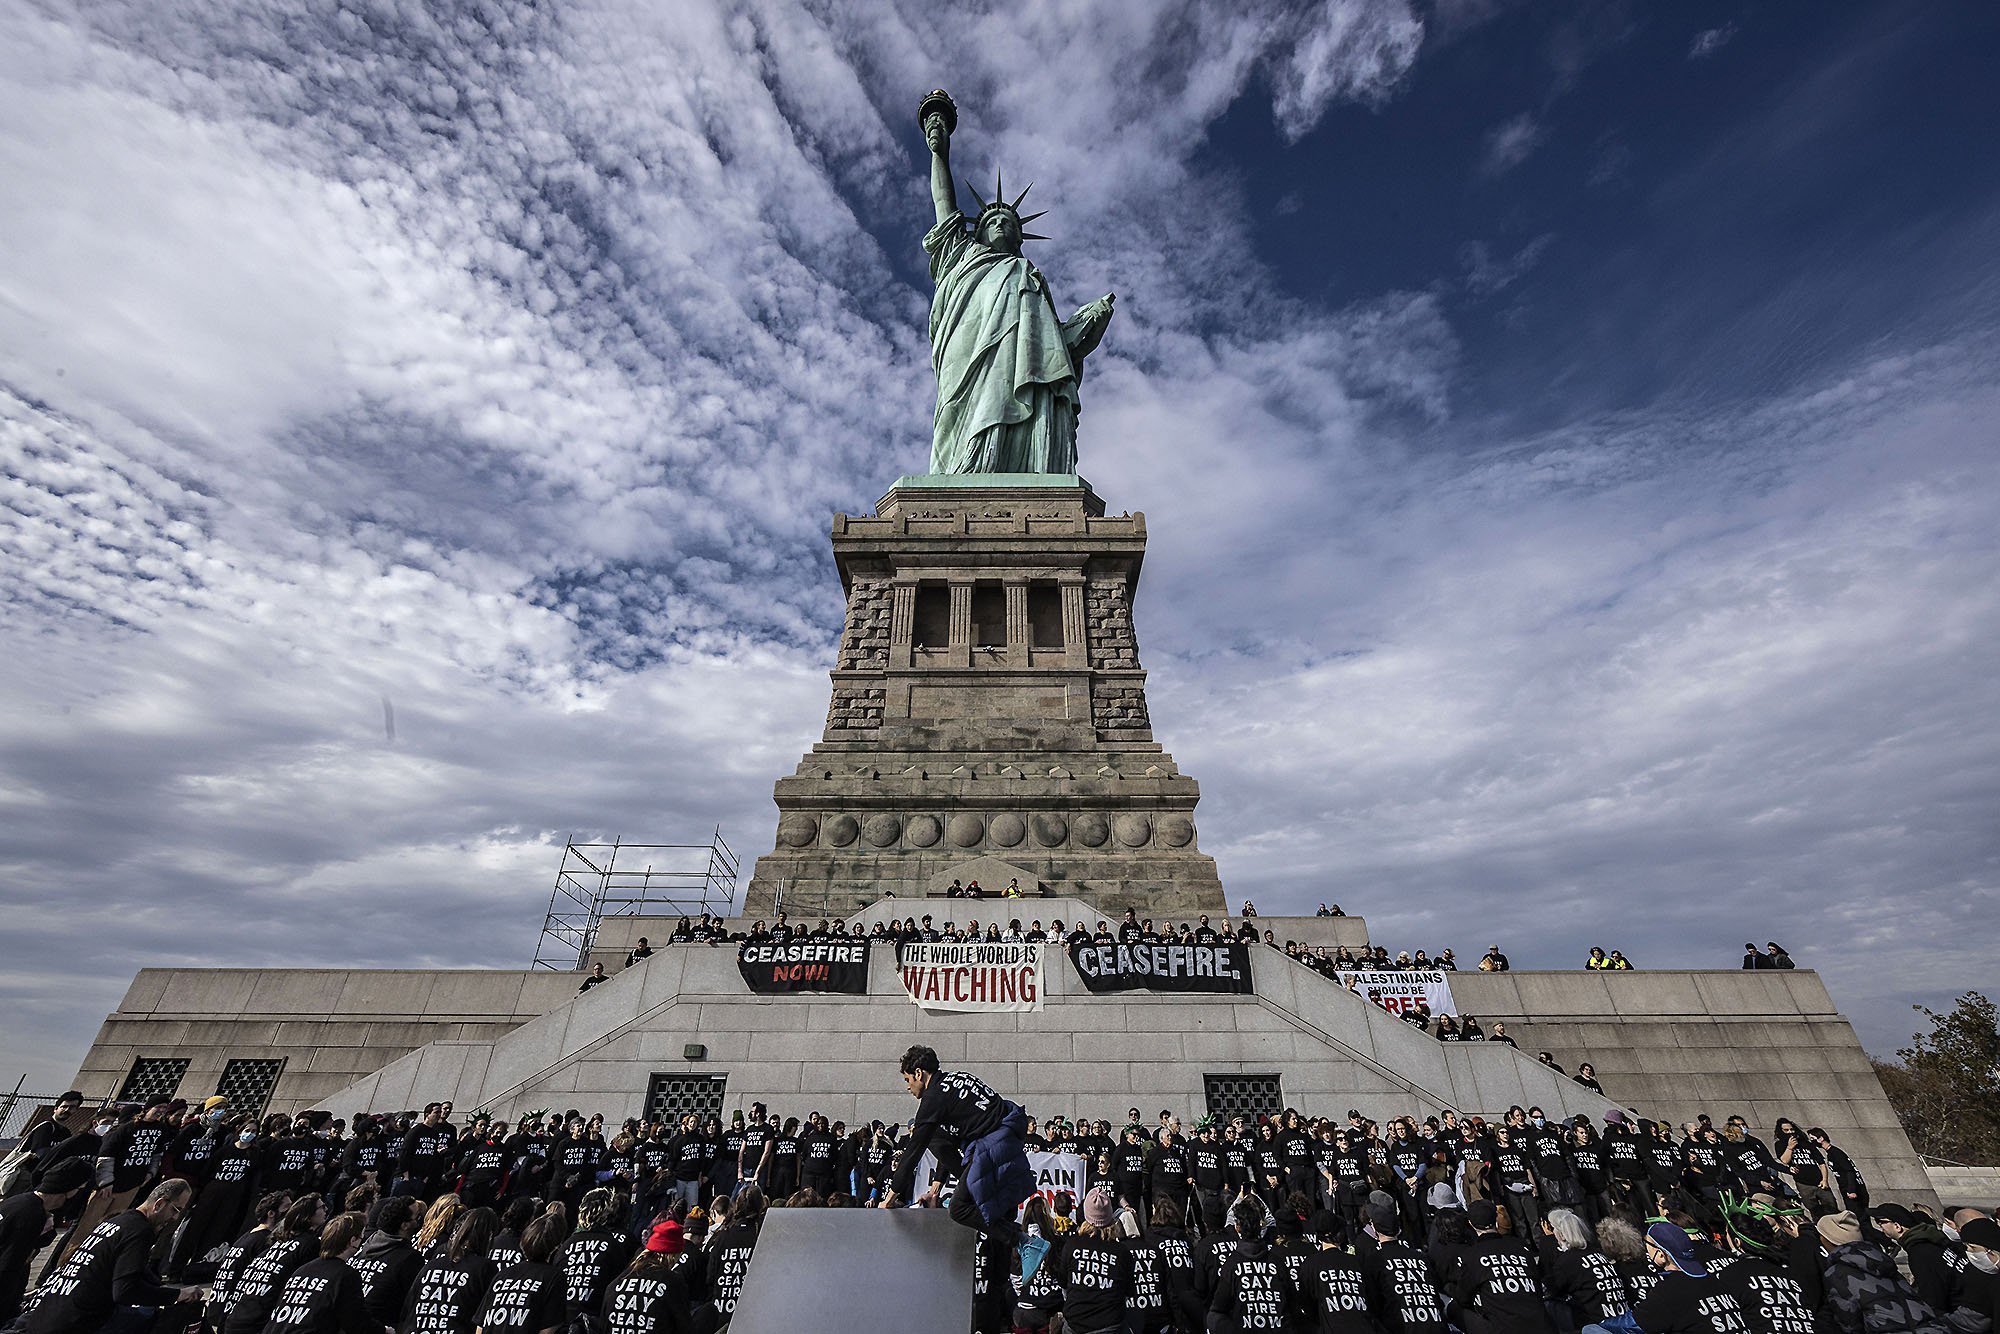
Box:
1466;1200;1498;1230
203;1096;231;1112
1816;1211;1863;1248
1366;1192;1399;1234
1082;1187;1116;1228
1647;1221;1710;1277
1960;1217;2000;1250
645;1220;685;1255
38;1159;92;1194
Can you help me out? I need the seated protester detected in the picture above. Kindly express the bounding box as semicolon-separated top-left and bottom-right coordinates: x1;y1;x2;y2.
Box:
1817;1211;1953;1334
0;1159;92;1323
203;1192;296;1330
1460;1016;1487;1042
1301;1211;1378;1334
1435;1016;1462;1042
476;1212;570;1334
557;1188;637;1320
1451;1198;1553;1334
404;1207;501;1334
1364;1202;1447;1334
1599;1216;1662;1309
1538;1208;1629;1332
624;937;654;966
22;1178;200;1334
668;919;694;943
1957;1218;2000;1330
221;1194;330;1334
700;1184;765;1326
603;1220;694;1334
1134;1197;1204;1334
1210;1195;1294;1334
1055;1189;1133;1334
1632;1220;1749;1334
263;1211;378;1334
1715;1195;1819;1334
1872;1204;1974;1326
1404;1003;1434;1033
348;1196;423;1325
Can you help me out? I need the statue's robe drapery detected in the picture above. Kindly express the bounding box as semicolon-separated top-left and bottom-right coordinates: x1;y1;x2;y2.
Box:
925;211;1080;474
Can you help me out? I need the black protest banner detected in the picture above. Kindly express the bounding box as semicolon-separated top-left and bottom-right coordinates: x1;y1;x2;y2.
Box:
737;938;870;994
1066;939;1255;994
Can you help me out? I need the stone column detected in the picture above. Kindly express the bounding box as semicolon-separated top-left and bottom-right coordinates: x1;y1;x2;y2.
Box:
948;583;972;669
888;582;916;669
1061;581;1088;668
1004;583;1029;668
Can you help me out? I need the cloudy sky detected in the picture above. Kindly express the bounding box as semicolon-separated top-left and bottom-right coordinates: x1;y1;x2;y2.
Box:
3;1;1997;1090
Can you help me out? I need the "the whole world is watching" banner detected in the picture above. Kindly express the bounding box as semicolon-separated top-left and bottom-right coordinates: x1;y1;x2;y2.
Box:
896;941;1044;1011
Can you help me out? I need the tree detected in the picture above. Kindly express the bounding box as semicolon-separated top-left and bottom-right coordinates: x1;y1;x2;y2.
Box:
1874;991;2000;1165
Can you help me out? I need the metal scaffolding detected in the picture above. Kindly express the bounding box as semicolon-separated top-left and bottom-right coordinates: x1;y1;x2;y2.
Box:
531;832;739;970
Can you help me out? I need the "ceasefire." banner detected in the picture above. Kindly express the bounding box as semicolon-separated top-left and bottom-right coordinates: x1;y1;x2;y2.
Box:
1067;939;1256;994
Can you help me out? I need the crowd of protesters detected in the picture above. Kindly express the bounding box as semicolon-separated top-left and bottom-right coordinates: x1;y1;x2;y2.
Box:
3;1087;1989;1334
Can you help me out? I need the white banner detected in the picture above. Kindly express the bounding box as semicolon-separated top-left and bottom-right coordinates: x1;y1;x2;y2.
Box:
916;1148;1087;1219
1346;968;1456;1016
897;941;1044;1011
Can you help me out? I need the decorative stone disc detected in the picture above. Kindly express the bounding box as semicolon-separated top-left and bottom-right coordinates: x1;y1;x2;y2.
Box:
1073;813;1109;847
824;814;860;847
1157;814;1195;848
862;814;902;847
1114;813;1153;847
989;813;1026;847
1031;813;1068;847
777;814;817;848
946;813;985;848
905;814;942;848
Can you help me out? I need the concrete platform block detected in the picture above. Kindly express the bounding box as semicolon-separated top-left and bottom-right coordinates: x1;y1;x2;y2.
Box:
1182;1028;1299;1064
1016;1060;1133;1093
120;971;173;1014
1781;973;1836;1014
157;971;260;1015
247;971;351;1015
1693;973;1803;1016
719;1062;805;1094
336;972;437;1017
1606;974;1705;1016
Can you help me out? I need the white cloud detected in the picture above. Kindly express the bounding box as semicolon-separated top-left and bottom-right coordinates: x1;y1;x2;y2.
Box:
1689;23;1738;60
1479;111;1545;176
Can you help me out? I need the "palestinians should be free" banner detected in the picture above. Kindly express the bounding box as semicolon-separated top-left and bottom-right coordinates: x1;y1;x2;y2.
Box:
1067;939;1256;994
897;941;1044;1011
1345;967;1456;1015
737;938;870;994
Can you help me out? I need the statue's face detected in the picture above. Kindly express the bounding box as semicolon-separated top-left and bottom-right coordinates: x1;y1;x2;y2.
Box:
978;209;1021;254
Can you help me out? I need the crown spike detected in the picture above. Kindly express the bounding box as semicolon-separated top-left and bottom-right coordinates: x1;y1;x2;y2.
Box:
1018;210;1047;225
1012;182;1034;209
1019;232;1050;242
962;177;986;208
994;169;1004;206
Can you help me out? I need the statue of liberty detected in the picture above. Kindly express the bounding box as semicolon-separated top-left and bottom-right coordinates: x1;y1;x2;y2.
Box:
919;91;1116;475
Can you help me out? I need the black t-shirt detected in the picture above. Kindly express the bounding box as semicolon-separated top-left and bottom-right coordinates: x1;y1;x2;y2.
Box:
1211;1240;1292;1333
667;1133;712;1182
24;1210;176;1334
702;1220;759;1319
1453;1234;1552;1334
1191;1143;1228;1190
223;1235;317;1334
800;1128;838;1175
265;1256;375;1334
478;1260;567;1333
268;1138;322;1188
1058;1235;1133;1333
0;1193;54;1298
98;1121;169;1193
349;1235;421;1323
1634;1271;1750;1334
889;1070;1008;1199
1365;1238;1446;1334
1304;1249;1377;1334
404;1256;495;1334
556;1228;636;1318
1544;1247;1630;1325
460;1143;509;1183
207;1227;276;1324
739;1124;773;1174
1150;1143;1190;1188
605;1263;693;1334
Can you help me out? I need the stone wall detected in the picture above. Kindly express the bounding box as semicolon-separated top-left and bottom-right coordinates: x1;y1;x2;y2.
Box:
1448;970;1928;1194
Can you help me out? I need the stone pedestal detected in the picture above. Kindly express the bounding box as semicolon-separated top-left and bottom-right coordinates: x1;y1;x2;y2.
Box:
744;476;1225;919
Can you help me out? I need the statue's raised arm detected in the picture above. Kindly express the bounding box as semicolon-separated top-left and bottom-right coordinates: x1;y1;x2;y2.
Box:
918;90;1116;476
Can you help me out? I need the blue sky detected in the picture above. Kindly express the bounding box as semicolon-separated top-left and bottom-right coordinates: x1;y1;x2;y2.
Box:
2;1;1997;1091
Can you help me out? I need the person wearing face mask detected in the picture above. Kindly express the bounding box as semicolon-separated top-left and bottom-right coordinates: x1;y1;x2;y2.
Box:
1957;1217;2000;1328
169;1116;267;1279
1869;1203;1975;1324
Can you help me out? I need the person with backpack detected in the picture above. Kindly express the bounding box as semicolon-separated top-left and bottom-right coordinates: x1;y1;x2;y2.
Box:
881;1046;1035;1242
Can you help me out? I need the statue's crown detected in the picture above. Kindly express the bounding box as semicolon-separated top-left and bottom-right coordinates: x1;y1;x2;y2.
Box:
965;170;1048;242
